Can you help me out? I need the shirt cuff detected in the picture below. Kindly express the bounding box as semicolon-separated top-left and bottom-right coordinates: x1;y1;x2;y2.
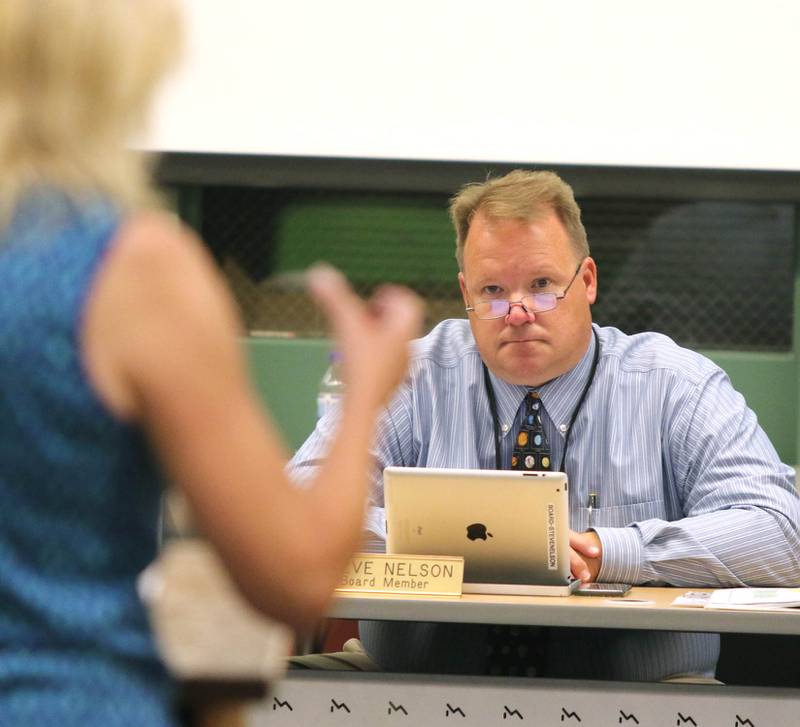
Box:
593;526;644;584
361;506;387;554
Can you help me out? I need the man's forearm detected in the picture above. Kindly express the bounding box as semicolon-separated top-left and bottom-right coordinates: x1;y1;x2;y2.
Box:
595;506;800;587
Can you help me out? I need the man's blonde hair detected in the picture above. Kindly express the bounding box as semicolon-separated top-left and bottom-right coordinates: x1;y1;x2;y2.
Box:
449;170;589;270
0;0;182;220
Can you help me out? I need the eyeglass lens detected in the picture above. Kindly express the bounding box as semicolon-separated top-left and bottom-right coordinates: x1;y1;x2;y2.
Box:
476;293;557;319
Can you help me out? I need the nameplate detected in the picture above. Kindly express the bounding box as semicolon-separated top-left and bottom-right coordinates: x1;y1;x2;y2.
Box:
336;553;464;597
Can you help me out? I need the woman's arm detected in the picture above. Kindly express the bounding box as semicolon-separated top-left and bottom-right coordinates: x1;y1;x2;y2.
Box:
82;212;422;633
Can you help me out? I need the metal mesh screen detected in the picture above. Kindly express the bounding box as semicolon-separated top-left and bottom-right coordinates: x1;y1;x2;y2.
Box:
201;187;459;335
584;199;795;350
199;186;795;350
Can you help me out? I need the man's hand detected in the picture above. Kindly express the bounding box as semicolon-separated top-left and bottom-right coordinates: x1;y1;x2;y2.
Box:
570;529;602;583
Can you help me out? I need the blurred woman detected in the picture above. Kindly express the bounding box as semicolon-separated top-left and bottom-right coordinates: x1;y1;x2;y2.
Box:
0;1;422;724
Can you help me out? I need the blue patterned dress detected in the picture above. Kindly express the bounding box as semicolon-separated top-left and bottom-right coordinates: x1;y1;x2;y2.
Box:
0;190;175;725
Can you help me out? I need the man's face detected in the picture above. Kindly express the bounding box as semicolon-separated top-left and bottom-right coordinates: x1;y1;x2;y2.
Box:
458;209;597;387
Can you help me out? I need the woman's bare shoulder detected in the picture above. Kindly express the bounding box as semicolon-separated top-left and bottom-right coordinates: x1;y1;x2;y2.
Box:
114;211;205;269
83;210;242;419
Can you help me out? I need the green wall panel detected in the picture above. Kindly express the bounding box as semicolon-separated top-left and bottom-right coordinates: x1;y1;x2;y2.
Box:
272;195;457;287
701;350;797;464
245;337;331;452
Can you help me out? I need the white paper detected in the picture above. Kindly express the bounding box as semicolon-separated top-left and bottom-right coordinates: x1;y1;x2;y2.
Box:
671;591;713;608
705;588;800;611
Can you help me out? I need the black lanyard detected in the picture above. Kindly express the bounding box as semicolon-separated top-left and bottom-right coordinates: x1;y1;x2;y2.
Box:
482;328;601;472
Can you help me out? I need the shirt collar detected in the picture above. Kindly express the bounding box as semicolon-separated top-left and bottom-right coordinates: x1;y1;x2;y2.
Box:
484;326;598;440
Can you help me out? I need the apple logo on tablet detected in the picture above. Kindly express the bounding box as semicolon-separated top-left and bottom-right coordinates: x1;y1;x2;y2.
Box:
466;523;493;541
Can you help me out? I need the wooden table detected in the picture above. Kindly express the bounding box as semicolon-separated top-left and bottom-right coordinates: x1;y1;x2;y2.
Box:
150;540;800;725
331;586;800;634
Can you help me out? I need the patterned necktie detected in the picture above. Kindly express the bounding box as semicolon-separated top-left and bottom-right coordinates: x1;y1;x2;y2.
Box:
511;390;551;471
486;389;551;677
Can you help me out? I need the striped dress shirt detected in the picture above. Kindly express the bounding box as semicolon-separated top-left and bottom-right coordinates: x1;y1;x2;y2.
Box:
290;319;800;679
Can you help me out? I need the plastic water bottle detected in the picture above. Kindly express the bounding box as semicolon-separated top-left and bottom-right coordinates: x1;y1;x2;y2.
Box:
317;351;345;420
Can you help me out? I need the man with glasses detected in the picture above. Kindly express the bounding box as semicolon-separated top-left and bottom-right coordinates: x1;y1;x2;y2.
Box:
291;169;800;680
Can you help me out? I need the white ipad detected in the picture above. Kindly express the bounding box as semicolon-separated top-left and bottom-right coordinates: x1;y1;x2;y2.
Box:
384;467;575;593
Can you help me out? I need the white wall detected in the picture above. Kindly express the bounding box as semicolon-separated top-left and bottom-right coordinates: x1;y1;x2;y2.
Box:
143;0;800;172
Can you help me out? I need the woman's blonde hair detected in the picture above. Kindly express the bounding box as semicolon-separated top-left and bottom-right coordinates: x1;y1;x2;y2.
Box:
449;170;589;270
0;0;182;220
